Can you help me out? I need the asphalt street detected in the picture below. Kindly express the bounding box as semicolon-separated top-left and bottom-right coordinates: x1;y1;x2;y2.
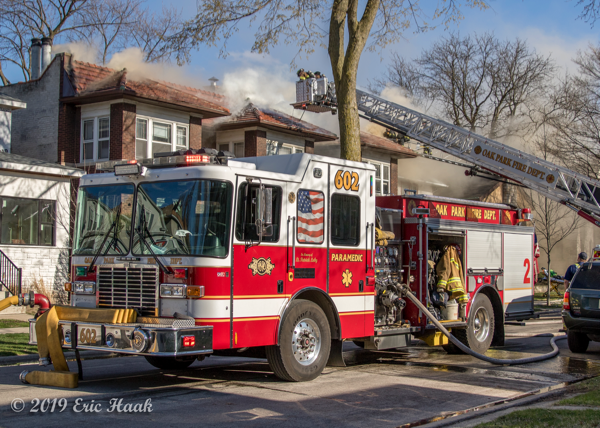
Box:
0;318;598;428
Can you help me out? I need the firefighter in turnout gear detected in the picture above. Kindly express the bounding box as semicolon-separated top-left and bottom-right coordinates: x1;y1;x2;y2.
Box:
436;245;468;318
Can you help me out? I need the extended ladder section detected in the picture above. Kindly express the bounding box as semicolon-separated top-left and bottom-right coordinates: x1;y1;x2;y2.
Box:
293;80;600;227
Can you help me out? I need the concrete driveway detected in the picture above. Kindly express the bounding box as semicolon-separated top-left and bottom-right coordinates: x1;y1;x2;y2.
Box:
0;318;598;428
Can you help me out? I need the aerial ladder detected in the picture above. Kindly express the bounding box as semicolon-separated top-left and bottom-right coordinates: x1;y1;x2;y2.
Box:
293;80;600;228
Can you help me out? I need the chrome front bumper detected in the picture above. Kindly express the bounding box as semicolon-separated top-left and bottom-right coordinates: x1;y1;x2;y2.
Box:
29;318;213;357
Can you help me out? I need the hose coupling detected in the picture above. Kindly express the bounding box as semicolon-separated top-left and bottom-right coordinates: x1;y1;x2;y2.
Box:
38;357;51;366
19;371;30;384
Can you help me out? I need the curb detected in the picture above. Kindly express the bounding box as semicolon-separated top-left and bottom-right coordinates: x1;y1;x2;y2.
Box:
0;350;128;366
400;377;590;428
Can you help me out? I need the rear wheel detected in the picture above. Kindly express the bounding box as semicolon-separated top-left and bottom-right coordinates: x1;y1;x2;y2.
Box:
445;293;495;355
266;299;331;382
144;355;196;370
567;330;590;353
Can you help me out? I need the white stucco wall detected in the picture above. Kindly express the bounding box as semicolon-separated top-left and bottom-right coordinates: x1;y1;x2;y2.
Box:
0;170;73;302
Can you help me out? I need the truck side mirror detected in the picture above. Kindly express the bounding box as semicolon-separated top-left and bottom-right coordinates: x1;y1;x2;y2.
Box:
256;185;273;238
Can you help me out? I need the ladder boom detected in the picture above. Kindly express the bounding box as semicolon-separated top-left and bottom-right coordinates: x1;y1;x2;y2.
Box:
292;80;600;226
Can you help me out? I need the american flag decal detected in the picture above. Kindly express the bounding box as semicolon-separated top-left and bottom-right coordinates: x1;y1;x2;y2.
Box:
297;190;324;243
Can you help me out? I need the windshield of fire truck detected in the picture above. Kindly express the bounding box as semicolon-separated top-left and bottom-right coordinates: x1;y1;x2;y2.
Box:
73;184;134;255
132;180;233;258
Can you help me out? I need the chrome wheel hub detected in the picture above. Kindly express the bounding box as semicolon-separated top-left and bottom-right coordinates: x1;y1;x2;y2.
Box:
292;318;321;365
473;307;490;342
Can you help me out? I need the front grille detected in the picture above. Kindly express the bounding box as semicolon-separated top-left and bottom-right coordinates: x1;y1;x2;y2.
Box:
98;266;158;316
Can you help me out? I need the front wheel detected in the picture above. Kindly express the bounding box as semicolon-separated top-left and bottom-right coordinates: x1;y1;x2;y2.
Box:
447;293;495;355
266;299;331;382
144;355;196;370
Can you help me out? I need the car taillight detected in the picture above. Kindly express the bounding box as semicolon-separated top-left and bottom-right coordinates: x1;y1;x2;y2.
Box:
563;291;570;310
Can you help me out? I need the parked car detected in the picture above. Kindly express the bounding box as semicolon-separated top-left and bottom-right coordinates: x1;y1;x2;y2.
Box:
562;261;600;353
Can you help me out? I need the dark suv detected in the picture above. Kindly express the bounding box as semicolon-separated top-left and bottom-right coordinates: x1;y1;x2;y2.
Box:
563;261;600;353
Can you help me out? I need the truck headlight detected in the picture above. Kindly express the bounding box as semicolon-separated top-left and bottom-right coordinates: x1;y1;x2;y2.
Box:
160;284;185;298
73;281;95;294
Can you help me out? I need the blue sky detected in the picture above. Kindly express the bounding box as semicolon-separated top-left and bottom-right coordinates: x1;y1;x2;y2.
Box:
5;1;596;102
148;0;599;90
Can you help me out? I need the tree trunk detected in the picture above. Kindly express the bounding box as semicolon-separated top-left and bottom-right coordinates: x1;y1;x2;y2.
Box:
337;80;362;161
328;0;379;162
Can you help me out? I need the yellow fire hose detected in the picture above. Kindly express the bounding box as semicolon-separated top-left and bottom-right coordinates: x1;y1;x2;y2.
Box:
0;295;136;388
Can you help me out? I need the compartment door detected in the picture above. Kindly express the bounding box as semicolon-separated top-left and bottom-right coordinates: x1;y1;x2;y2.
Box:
503;233;534;316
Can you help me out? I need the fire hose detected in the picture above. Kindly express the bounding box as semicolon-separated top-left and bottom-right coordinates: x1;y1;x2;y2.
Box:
401;286;567;365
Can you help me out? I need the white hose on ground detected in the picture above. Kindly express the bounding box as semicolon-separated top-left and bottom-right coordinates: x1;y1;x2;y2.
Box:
403;290;566;365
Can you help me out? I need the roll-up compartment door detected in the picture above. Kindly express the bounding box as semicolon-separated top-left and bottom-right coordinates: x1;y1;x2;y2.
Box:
467;230;502;271
503;233;534;315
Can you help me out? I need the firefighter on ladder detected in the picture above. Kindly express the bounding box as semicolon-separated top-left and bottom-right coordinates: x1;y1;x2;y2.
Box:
436;244;468;319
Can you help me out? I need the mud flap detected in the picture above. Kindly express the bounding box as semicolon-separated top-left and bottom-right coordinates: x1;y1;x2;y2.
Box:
326;339;345;367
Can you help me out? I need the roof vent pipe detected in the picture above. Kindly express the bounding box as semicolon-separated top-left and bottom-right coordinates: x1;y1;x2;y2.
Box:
30;38;41;80
41;37;52;74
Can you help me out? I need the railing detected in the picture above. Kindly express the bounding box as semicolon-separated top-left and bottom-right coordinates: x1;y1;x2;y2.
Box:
0;249;21;296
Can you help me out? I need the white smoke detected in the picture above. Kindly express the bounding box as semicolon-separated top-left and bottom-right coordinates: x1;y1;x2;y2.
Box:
52;42;98;64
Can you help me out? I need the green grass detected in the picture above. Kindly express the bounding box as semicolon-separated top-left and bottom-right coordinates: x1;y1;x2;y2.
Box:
475;408;600;427
0;333;37;356
557;377;600;407
0;319;29;329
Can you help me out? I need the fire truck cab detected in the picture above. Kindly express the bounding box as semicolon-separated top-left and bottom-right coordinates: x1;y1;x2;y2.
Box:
29;151;535;382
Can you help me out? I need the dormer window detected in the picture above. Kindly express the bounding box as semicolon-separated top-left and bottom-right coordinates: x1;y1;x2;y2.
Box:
136;117;189;159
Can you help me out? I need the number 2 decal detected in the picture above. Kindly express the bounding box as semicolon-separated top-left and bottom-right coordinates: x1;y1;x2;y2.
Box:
335;170;360;191
523;258;531;284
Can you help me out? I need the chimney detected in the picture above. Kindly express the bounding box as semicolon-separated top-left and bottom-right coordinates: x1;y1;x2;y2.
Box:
30;38;41;80
41;37;52;74
209;77;219;91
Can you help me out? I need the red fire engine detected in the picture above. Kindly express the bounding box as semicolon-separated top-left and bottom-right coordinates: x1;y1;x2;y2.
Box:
29;151;535;382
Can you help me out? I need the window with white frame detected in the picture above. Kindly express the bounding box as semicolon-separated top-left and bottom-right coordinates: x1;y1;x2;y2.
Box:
266;140;304;156
135;117;189;159
365;160;390;195
81;117;110;162
218;142;245;158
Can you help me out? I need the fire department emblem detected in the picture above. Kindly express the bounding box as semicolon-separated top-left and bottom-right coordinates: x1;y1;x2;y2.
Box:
342;269;353;287
288;192;296;203
248;257;275;276
546;174;555;184
474;145;482;155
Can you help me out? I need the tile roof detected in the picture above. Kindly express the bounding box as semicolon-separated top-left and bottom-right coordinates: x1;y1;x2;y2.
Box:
360;131;417;159
63;60;230;118
210;103;338;141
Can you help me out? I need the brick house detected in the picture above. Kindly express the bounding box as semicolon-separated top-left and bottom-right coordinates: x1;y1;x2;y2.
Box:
1;53;231;167
203;103;338;158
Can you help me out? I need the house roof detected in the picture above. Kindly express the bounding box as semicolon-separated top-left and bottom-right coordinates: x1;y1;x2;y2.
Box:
360;132;417;159
209;103;338;142
61;59;230;119
0;152;83;177
0;93;26;110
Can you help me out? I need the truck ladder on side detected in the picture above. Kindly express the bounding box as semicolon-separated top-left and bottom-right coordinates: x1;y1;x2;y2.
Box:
293;82;600;227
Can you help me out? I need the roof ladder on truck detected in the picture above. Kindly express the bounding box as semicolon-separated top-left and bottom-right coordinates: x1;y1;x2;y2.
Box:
293;80;600;228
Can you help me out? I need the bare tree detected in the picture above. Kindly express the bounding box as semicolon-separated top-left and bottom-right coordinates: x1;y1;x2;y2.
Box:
377;33;554;139
0;0;188;86
169;0;489;162
548;44;600;179
519;132;582;305
575;0;600;26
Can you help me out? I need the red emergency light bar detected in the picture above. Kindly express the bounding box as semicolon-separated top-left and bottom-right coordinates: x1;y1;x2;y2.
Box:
185;155;210;164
